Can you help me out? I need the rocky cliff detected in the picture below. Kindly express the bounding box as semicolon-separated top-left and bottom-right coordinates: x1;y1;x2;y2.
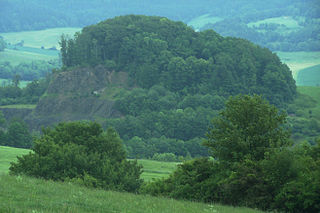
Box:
24;65;128;129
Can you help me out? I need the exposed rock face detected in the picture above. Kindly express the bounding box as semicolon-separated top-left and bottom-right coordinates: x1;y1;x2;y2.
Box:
25;65;127;129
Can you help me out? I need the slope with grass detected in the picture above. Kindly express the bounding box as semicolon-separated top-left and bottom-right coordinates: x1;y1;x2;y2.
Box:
0;146;30;174
0;174;263;213
296;64;320;86
276;51;320;80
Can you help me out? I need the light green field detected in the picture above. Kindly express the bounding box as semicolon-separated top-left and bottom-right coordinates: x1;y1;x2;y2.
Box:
0;174;263;213
0;78;31;88
0;104;36;109
276;51;320;80
297;64;320;86
188;14;223;30
0;146;30;174
295;86;320;120
248;16;302;31
137;159;179;181
0;48;57;65
0;27;81;49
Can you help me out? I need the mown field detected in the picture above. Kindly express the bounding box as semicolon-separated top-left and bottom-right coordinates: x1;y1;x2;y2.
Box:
0;27;81;49
187;14;223;30
0;174;263;213
0;27;80;65
247;16;302;33
276;51;320;80
297;64;320;86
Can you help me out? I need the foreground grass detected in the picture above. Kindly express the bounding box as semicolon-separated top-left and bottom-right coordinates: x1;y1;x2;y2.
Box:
0;174;263;213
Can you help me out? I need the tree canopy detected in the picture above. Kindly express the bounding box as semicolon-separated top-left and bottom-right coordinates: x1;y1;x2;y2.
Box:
10;121;143;192
59;15;296;106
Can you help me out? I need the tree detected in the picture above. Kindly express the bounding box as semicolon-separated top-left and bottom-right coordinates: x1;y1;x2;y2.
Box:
6;119;33;148
10;121;143;192
204;94;291;164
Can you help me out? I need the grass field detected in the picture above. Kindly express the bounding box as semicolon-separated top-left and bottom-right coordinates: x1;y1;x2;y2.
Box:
0;27;81;49
0;104;36;109
137;159;179;182
188;14;223;30
0;174;263;213
296;64;320;86
248;16;302;33
276;51;320;80
294;86;320;120
0;146;30;174
0;48;57;65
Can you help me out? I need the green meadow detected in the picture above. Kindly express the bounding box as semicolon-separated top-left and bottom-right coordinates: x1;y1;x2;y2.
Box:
0;49;57;65
296;64;320;86
0;146;30;174
294;86;320;120
247;16;302;34
276;51;320;80
0;174;263;213
0;27;81;49
188;14;223;30
0;146;263;212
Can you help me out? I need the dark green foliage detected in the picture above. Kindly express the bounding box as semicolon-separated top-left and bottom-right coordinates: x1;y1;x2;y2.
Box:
0;77;49;106
0;60;59;81
60;15;296;106
142;95;320;212
0;117;33;148
9;121;143;192
204;95;291;163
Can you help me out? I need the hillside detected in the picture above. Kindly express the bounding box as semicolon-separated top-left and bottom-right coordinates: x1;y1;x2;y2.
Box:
0;174;263;213
0;15;299;158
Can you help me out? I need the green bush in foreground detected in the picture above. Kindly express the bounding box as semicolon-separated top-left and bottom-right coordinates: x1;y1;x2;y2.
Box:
142;95;320;212
9;121;143;192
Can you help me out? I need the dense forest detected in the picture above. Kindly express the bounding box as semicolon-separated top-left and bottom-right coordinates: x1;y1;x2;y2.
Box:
51;15;296;159
1;0;319;51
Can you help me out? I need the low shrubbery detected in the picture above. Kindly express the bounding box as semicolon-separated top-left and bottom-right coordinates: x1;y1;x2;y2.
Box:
9;121;143;192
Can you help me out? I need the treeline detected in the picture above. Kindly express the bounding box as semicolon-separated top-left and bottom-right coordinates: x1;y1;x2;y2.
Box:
142;95;320;212
60;15;296;107
204;17;320;52
57;15;296;159
0;112;33;148
0;77;49;105
0;60;59;81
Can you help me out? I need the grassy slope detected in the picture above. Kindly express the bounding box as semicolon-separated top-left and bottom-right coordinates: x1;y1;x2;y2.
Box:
294;86;320;120
296;64;320;86
0;28;81;49
276;51;320;80
0;146;30;174
188;14;223;30
0;174;263;213
0;49;57;65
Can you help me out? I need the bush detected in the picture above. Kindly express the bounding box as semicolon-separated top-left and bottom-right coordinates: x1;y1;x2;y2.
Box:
9;121;143;192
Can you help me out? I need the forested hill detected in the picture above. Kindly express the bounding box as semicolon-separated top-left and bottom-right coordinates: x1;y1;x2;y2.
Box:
60;15;296;106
